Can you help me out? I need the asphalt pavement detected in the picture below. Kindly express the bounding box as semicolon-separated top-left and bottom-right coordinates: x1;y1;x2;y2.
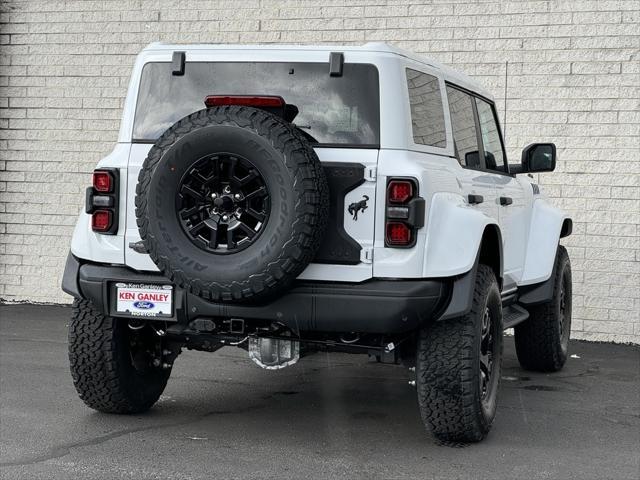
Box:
1;304;639;480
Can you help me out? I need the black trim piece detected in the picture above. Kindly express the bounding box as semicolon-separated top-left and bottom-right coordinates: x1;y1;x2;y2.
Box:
75;261;450;334
560;218;573;238
438;261;477;321
61;252;82;298
311;143;380;149
500;196;513;206
518;245;560;306
190;279;448;334
313;163;365;265
329;52;344;77
406;197;425;228
468;194;484;205
471;94;485;170
84;187;94;214
171;51;185;76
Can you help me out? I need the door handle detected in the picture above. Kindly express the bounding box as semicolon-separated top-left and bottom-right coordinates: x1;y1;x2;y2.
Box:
468;194;484;205
500;196;513;206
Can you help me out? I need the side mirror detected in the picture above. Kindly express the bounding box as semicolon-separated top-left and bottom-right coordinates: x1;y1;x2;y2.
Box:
521;143;556;173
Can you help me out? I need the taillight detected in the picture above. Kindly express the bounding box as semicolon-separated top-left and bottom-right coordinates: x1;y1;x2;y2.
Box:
386;222;412;246
91;210;112;232
92;170;113;193
86;168;119;234
384;178;425;248
387;180;413;203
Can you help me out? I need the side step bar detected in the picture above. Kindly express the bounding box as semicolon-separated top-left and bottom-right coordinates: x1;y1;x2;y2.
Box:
502;304;529;329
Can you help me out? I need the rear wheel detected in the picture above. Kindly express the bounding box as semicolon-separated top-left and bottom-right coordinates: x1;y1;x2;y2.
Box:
515;245;572;372
68;299;172;414
416;265;503;443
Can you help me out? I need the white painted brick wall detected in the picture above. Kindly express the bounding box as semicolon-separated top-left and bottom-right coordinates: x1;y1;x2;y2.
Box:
1;0;639;343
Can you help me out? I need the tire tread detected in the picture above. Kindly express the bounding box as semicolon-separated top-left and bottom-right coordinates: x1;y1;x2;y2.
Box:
416;265;502;443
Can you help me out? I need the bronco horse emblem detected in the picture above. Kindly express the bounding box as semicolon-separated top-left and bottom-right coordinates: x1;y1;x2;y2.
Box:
348;195;369;221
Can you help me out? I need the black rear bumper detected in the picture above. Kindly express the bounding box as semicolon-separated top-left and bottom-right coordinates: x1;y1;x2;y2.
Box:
63;254;451;334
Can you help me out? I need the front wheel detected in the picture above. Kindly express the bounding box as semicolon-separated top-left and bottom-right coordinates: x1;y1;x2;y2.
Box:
416;264;503;443
68;299;172;413
515;245;572;372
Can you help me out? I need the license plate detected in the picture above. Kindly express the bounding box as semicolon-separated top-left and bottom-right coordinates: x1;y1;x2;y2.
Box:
115;283;173;318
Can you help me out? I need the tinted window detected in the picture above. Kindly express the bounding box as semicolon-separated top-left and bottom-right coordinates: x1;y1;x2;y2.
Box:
406;69;446;147
446;86;480;168
133;62;379;146
475;99;506;172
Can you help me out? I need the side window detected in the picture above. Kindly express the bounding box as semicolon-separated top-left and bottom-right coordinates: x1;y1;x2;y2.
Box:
446;86;480;168
406;69;446;148
475;99;506;172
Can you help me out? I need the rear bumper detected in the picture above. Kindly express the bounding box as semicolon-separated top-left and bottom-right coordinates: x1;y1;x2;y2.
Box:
62;253;451;334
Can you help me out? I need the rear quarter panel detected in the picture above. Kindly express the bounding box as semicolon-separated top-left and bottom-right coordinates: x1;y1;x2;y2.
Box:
374;149;500;279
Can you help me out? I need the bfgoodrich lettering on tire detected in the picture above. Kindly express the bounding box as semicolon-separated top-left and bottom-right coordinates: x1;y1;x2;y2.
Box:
135;106;329;304
416;265;503;443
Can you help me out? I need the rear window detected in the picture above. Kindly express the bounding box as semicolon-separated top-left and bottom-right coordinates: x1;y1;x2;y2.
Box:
133;62;380;146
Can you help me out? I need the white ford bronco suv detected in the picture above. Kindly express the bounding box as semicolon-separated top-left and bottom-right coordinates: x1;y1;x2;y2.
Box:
62;42;573;443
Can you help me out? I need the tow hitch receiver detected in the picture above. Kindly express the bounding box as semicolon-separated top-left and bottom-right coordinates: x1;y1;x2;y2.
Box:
248;336;300;370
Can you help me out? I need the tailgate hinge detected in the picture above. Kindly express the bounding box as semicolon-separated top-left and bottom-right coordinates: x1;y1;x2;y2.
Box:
360;247;374;264
365;166;377;182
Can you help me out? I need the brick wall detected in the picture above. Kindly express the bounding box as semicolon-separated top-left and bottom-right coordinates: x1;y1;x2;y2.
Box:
1;0;639;343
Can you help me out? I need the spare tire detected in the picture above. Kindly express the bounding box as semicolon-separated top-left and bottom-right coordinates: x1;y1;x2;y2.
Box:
135;106;329;304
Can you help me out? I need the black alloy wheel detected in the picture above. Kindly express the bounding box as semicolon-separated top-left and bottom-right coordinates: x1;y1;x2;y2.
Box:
177;153;270;254
558;274;571;355
479;306;496;404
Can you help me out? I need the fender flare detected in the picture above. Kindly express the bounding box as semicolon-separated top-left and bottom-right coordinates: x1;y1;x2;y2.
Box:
437;226;504;321
422;193;503;321
520;198;572;286
422;192;502;279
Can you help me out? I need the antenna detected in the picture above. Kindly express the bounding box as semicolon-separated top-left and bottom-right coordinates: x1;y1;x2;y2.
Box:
503;60;509;139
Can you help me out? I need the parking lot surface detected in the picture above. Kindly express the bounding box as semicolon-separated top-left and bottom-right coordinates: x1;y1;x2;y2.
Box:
1;304;639;479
